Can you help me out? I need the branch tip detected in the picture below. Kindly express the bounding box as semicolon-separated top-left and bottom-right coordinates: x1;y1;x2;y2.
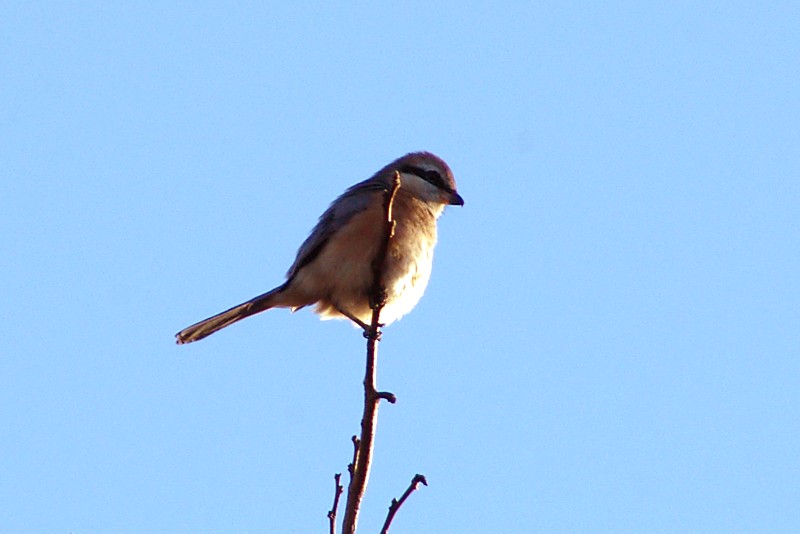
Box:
379;473;429;534
327;473;344;534
377;391;397;404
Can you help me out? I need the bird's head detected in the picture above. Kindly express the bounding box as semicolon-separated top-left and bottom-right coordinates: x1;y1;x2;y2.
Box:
390;152;464;208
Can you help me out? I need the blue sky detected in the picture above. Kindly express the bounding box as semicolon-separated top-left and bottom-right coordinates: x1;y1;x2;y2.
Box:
2;2;798;532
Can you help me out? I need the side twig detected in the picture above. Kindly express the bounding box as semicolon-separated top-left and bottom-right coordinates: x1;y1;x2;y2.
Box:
341;172;402;534
327;473;344;534
380;474;428;534
347;435;359;481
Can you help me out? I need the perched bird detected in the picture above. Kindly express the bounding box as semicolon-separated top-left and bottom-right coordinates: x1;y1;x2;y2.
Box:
175;151;463;344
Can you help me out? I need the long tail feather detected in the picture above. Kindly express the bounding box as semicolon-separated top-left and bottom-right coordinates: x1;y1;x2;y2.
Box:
175;286;283;344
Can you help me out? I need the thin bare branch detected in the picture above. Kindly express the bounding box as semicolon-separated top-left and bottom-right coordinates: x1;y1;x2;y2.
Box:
327;473;344;534
341;172;401;534
380;474;428;534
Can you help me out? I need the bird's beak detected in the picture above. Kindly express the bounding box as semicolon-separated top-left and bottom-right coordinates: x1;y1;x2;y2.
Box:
447;191;465;206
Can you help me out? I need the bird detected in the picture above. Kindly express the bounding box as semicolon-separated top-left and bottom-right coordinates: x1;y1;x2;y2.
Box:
175;151;463;344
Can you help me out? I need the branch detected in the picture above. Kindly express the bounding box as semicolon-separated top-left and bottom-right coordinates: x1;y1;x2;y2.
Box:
341;172;401;534
327;473;344;534
380;474;428;534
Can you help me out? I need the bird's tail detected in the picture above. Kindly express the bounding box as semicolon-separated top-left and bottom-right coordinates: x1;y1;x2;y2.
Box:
175;286;285;344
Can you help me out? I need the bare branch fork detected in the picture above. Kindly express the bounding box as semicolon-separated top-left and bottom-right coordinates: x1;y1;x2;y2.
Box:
340;172;401;534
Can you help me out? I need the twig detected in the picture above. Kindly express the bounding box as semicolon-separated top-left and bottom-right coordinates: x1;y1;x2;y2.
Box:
347;435;359;480
341;172;402;534
327;473;344;534
380;474;428;534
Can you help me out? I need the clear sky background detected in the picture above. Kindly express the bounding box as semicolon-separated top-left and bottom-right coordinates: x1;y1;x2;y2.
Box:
2;2;798;533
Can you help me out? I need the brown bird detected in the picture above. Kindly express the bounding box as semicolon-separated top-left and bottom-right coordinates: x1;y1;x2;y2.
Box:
176;151;463;344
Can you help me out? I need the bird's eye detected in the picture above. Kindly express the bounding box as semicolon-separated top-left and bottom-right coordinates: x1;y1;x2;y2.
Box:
425;170;442;183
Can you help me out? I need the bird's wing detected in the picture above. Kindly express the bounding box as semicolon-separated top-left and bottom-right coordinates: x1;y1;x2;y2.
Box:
286;178;388;280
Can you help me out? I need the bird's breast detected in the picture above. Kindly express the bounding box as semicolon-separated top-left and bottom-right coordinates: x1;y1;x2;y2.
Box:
296;192;440;325
378;195;439;323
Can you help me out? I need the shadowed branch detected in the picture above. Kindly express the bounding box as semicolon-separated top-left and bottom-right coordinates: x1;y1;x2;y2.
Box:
340;172;401;534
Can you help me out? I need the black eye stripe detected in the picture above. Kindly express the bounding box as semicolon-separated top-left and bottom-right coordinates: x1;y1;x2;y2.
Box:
399;165;450;191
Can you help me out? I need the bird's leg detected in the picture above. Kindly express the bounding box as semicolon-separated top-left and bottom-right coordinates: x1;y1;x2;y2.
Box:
369;288;388;312
334;305;372;333
365;289;388;341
